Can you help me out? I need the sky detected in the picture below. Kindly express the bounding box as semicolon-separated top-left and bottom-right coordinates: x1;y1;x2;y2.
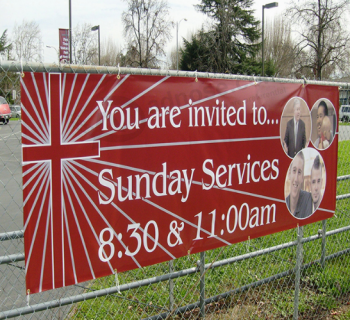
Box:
1;0;286;65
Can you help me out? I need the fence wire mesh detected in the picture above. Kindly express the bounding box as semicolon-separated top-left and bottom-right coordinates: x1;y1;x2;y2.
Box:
0;61;349;319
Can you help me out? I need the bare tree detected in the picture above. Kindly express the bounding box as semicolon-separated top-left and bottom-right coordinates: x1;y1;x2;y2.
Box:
167;46;177;70
72;23;97;65
286;0;350;80
12;20;42;62
92;37;123;66
122;0;174;68
263;17;296;77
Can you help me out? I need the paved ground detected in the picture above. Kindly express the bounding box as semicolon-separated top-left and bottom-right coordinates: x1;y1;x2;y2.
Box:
0;121;86;319
0;120;23;236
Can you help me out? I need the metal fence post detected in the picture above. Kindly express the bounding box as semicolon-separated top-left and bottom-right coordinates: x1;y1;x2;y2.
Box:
199;251;205;318
293;226;303;320
169;260;174;311
320;220;327;268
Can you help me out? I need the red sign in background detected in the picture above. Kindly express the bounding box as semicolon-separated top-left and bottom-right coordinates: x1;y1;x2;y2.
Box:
21;73;338;293
58;29;69;64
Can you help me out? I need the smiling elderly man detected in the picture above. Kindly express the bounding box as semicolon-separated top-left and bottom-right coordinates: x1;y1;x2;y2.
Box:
286;151;312;219
283;98;306;158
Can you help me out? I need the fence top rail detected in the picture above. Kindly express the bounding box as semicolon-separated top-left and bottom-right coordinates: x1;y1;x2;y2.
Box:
0;230;24;242
1;60;350;88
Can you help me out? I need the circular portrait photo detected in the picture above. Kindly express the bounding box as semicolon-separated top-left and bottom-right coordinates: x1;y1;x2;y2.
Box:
284;148;326;219
311;98;336;150
280;97;311;158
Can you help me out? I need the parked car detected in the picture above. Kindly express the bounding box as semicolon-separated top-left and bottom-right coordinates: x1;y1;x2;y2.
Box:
0;96;12;124
10;105;21;118
339;105;350;122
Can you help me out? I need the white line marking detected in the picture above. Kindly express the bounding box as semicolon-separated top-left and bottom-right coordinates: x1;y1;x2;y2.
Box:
100;136;280;151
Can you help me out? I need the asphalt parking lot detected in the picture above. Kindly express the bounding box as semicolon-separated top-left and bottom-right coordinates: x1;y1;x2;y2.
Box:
0;120;23;236
0;121;86;318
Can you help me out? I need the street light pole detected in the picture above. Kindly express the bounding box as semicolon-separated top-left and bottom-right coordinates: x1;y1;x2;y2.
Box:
176;18;187;71
91;25;100;66
46;45;60;66
69;0;72;64
262;2;278;76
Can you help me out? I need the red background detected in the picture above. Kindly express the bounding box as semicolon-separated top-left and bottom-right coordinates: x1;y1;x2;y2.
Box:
21;73;338;293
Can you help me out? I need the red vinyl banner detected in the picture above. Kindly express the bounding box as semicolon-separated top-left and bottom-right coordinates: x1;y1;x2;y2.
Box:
58;29;69;64
21;73;338;293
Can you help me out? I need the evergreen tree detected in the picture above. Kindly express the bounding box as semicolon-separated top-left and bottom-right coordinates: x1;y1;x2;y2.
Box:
180;29;214;72
0;30;16;104
0;30;12;59
180;0;260;74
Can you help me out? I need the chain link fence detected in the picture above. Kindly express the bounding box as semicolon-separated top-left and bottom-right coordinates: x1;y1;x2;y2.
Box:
0;61;349;319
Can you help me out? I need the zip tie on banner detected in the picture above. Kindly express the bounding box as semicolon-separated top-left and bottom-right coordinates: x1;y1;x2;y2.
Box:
117;63;121;80
302;76;307;88
20;59;25;78
246;236;250;252
26;289;30;306
114;269;121;294
194;70;198;82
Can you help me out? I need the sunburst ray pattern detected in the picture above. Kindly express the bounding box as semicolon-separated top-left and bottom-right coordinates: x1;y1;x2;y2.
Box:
21;72;337;294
